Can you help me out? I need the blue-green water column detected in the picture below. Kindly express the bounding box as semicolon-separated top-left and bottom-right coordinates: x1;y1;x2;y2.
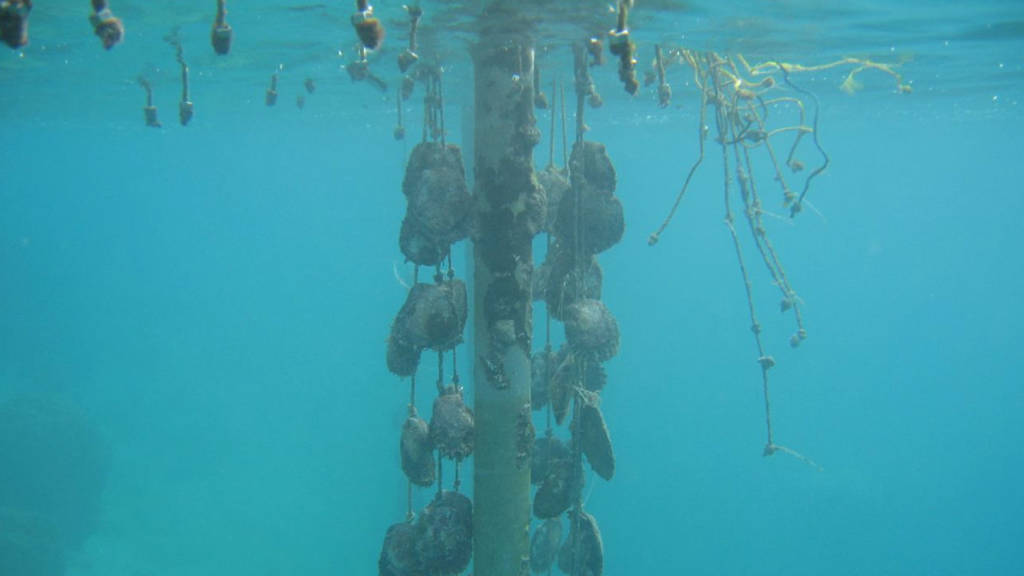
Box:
471;9;540;576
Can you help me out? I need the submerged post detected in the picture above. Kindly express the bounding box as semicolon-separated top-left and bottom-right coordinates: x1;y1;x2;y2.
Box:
472;6;541;575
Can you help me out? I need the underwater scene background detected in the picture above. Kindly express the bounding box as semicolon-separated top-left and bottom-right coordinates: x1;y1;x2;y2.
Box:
2;1;1023;575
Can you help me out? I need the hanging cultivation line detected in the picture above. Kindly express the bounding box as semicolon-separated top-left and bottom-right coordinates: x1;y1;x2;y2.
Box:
644;45;904;468
379;6;477;573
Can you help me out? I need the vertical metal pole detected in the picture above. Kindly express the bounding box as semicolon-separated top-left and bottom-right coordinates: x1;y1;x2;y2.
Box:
471;12;538;576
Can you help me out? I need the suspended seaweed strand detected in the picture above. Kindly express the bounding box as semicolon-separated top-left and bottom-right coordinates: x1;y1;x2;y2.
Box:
779;65;829;217
646;49;837;469
720;59;807;344
712;53;820;469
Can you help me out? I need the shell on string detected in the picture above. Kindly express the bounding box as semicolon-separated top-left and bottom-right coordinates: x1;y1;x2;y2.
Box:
378;521;424;576
548;346;610;425
399;141;472;266
402;142;472;243
554;185;625;256
386;332;421;377
392;280;468;352
536;239;603;319
400;411;435;487
530;517;563;574
399;215;449;267
569;140;617;197
533;456;580;519
564;299;620;362
416;491;473;575
558;509;604;576
531;434;570;486
429;391;474;461
536;165;570;234
577;390;615;481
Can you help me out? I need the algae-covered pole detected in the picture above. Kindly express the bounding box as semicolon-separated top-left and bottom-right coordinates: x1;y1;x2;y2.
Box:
472;9;543;576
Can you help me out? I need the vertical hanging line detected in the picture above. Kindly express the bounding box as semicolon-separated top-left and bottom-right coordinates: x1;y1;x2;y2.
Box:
407;371;417;521
428;73;436;142
543;235;553;434
451;347;460;387
215;0;227;27
438;64;447;147
407;479;414;521
409;373;417;415
547;78;557;169
175;40;190;102
706;54;822;472
436;451;444;498
437;350;445;395
421;79;429;143
572;43;587;145
570;389;584;576
560;83;569;169
139;77;154;107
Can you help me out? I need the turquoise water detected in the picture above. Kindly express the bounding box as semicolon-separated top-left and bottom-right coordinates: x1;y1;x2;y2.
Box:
2;1;1023;575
